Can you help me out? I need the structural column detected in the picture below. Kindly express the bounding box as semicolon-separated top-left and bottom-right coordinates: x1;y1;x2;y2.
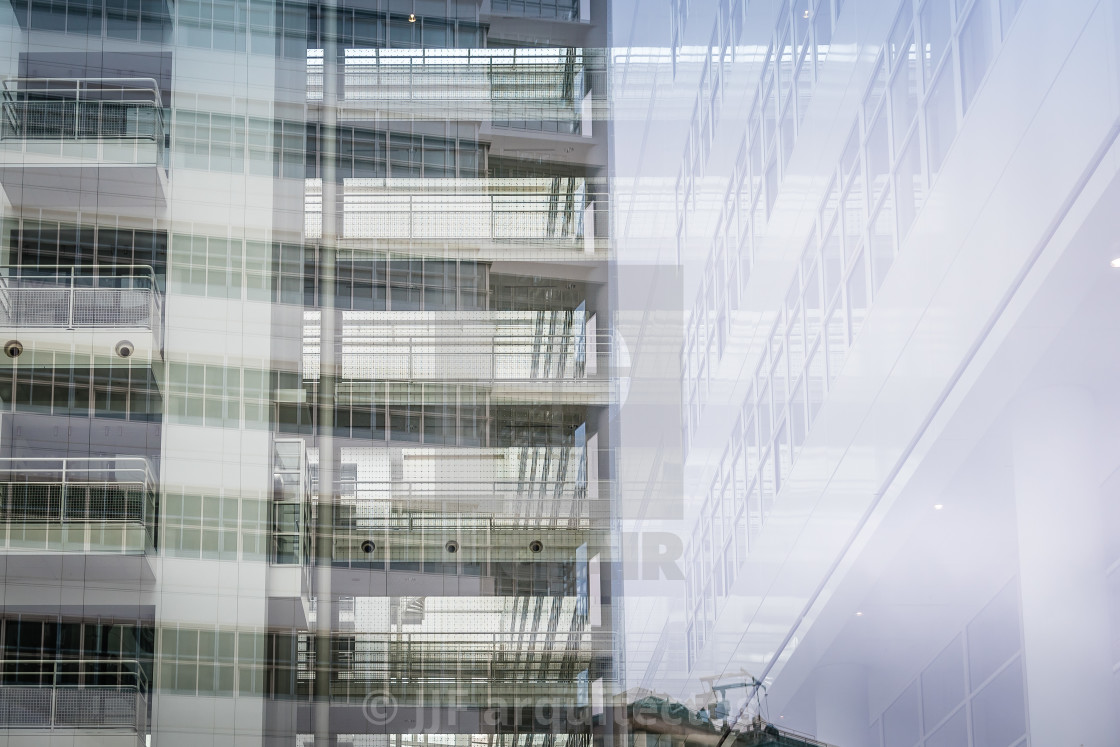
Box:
1011;385;1118;745
813;663;870;747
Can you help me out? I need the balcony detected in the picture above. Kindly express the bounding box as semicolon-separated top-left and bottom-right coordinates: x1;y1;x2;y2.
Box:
0;78;167;208
0;457;158;555
304;310;611;403
328;445;606;579
310;48;598;133
0;658;148;747
0;266;163;362
306;177;603;255
485;0;588;22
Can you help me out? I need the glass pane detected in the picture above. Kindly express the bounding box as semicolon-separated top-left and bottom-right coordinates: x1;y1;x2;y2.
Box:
960;0;994;112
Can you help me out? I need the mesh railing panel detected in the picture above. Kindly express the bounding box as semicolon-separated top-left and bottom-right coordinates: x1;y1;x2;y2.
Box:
0;484;64;521
1;100;162;142
63;484;146;522
0;483;147;523
0;687;52;726
8;289;71;326
1;100;71;139
0;287;154;328
54;688;138;728
72;288;153;326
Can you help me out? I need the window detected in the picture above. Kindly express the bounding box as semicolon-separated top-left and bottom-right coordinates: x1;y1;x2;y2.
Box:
960;0;994;113
921;0;952;79
925;60;959;177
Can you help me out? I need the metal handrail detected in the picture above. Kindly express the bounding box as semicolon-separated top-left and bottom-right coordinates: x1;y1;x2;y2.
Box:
313;50;592;128
305;309;612;381
2;78;163;108
0;658;148;695
0;658;148;733
0;457;157;525
0;79;164;169
0;265;163;340
308;177;592;243
336;487;594;524
1;262;159;283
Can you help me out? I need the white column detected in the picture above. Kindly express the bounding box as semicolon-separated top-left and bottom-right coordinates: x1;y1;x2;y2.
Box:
813;663;871;747
1011;386;1118;744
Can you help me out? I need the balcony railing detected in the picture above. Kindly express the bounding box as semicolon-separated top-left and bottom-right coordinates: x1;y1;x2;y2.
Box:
304;311;610;383
306;177;593;245
0;457;158;552
335;331;608;381
490;0;582;21
336;480;591;526
310;48;591;128
0;266;163;354
1;78;164;162
0;658;148;736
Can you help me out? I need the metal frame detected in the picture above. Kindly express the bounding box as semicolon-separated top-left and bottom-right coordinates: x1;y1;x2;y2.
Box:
0;77;165;164
0;264;164;354
0;658;148;735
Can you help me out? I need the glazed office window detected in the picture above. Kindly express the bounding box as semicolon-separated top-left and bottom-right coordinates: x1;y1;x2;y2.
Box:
273;120;310;180
921;0;952;80
869;192;897;292
320;383;497;446
0;617;154;686
171;235;243;299
998;0;1023;36
336;255;490;312
842;171;865;259
6;220;168;281
959;0;994;113
271;0;308;58
866;108;891;204
160;626;238;696
177;0;245;49
14;0;170;39
168;234;271;302
172;110;243;172
162;491;241;560
14;0;98;33
0;359;162;422
313;129;483;180
894;131;924;240
890;33;920;157
925;59;958;178
846;248;870;336
311;8;483;49
864;57;888;123
166;362;268;429
491;0;579;21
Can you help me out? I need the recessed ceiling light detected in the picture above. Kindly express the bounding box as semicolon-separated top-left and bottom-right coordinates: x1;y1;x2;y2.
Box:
933;503;944;510
855;611;863;617
1110;258;1120;268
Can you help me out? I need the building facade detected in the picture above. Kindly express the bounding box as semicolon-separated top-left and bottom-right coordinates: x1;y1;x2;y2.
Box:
5;0;1120;744
614;0;1120;745
0;0;616;743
